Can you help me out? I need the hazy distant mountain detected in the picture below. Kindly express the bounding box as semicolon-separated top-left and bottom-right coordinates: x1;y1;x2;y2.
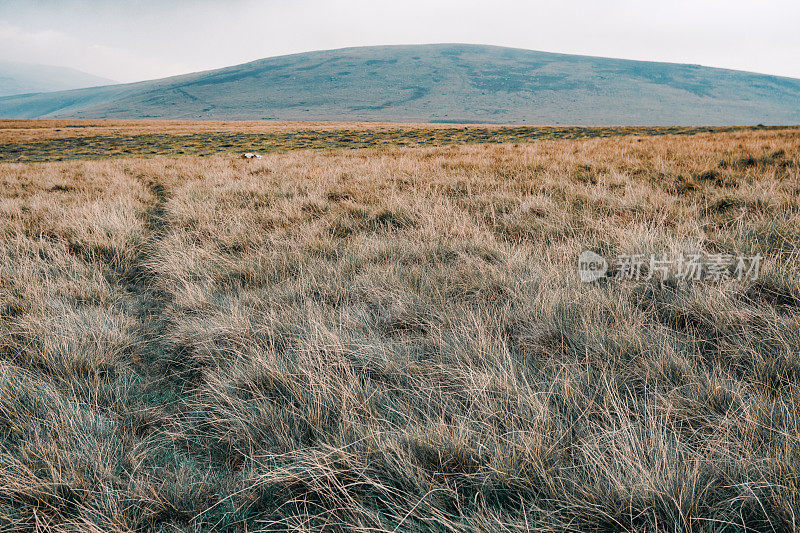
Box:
0;61;116;97
0;45;798;125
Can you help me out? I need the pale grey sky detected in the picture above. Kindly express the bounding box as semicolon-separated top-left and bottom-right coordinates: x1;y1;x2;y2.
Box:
1;0;798;83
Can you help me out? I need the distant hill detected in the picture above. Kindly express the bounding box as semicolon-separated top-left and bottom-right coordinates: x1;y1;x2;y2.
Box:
0;61;116;97
0;44;798;125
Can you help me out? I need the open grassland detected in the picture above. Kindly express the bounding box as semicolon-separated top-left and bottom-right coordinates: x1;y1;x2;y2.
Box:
1;127;799;531
0;119;783;163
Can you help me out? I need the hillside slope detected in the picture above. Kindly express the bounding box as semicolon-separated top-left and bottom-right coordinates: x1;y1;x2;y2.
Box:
1;44;798;125
0;61;115;97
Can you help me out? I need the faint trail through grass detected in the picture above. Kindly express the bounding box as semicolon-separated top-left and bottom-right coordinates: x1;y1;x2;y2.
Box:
119;173;187;421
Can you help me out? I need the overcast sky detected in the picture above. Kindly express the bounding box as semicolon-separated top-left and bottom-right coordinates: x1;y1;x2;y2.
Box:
1;0;798;83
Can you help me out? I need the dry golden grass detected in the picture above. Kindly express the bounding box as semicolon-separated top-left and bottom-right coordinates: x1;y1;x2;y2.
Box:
1;126;799;531
1;120;774;142
0;120;489;143
0;119;781;163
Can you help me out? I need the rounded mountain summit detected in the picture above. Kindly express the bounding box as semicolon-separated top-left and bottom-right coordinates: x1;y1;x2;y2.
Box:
1;44;798;125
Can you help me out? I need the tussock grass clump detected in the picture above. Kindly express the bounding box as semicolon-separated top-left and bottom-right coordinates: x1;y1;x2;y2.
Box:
0;128;799;531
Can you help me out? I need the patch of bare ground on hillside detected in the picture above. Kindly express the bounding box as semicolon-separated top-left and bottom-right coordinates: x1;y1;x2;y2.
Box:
0;129;799;531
